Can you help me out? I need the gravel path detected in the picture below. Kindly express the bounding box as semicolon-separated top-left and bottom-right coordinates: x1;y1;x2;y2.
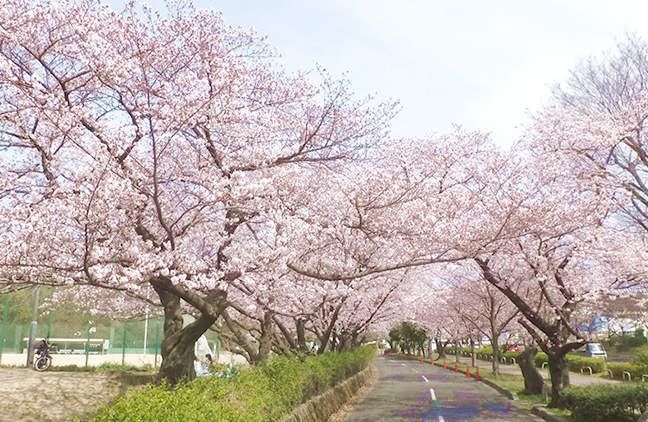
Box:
0;367;153;422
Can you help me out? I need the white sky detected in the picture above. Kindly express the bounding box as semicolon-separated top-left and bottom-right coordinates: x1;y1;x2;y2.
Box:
109;0;648;147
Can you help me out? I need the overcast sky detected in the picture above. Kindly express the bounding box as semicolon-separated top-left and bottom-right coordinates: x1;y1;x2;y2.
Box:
109;0;648;147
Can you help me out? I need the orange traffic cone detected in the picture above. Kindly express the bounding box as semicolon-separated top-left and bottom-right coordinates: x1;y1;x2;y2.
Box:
475;367;481;381
466;366;471;378
430;358;434;366
454;361;459;372
443;360;447;370
420;355;424;363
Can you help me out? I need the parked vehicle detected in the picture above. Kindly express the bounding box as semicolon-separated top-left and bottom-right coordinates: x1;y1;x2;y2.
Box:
504;343;525;352
579;343;607;360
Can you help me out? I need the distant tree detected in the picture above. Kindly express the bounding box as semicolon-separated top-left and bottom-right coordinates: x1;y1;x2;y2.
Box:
388;322;427;355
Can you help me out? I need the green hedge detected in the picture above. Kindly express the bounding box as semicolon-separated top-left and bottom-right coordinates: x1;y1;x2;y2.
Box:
532;353;605;374
560;384;648;422
566;355;606;373
89;346;375;422
534;352;548;368
607;362;647;381
467;346;521;362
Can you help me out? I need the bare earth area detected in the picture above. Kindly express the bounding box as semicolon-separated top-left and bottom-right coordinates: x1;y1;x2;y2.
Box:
0;367;153;422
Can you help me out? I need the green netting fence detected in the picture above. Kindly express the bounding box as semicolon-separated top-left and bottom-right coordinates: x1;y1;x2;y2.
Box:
0;290;221;367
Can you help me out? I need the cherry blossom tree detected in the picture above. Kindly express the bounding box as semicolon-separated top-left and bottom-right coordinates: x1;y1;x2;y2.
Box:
465;134;631;405
0;0;396;383
441;265;521;377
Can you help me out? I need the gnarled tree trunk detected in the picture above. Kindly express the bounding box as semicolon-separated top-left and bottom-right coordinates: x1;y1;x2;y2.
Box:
518;346;544;394
436;338;447;359
153;282;218;384
547;353;570;407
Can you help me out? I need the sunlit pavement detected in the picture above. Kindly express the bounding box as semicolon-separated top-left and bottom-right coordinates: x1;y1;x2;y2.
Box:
344;355;544;421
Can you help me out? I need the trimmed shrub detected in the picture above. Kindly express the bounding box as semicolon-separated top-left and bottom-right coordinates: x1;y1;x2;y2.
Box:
560;384;648;422
533;353;605;373
565;355;606;374
533;352;548;368
469;346;520;362
90;346;375;422
607;362;646;381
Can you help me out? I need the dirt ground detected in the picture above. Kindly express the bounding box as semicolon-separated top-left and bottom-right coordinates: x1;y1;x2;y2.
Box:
0;367;153;422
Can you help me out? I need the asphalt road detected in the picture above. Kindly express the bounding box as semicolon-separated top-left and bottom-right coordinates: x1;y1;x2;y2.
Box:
344;355;544;422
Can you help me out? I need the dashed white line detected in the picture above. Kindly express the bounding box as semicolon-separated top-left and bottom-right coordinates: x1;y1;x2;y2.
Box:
411;368;419;373
430;388;443;421
422;375;429;382
401;363;407;367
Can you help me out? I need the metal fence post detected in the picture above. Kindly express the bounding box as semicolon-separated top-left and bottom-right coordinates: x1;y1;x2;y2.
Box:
0;293;9;365
121;321;127;366
154;318;160;368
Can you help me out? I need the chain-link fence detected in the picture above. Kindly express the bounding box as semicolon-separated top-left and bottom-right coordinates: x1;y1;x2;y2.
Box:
0;290;221;367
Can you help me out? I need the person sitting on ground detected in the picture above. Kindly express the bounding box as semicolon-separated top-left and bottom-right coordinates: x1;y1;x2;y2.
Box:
201;354;213;369
195;354;213;377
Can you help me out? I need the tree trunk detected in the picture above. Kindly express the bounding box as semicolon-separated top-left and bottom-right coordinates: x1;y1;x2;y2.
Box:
296;318;308;352
318;304;342;354
455;343;460;362
436;338;447;359
470;338;476;367
492;341;500;377
518;347;544;394
154;285;217;385
547;353;570;407
254;311;273;363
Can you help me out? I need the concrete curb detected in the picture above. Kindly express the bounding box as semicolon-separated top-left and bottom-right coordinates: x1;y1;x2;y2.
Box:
479;377;518;401
531;406;570;422
280;365;374;422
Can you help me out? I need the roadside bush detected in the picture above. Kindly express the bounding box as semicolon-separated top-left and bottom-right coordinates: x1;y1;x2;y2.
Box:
501;350;522;360
633;347;648;367
472;346;520;362
533;353;605;373
607;362;646;380
565;355;606;373
560;384;648;422
90;346;375;422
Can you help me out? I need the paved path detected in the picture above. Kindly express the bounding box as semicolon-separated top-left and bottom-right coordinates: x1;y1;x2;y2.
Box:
344;355;544;421
452;355;619;386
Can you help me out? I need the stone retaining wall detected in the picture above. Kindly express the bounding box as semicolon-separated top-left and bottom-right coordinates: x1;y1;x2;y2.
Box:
280;366;373;422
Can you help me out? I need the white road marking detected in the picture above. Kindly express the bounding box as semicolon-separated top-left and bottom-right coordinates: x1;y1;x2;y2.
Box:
411;368;419;373
438;416;445;422
430;388;436;400
401;363;407;367
422;375;429;382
